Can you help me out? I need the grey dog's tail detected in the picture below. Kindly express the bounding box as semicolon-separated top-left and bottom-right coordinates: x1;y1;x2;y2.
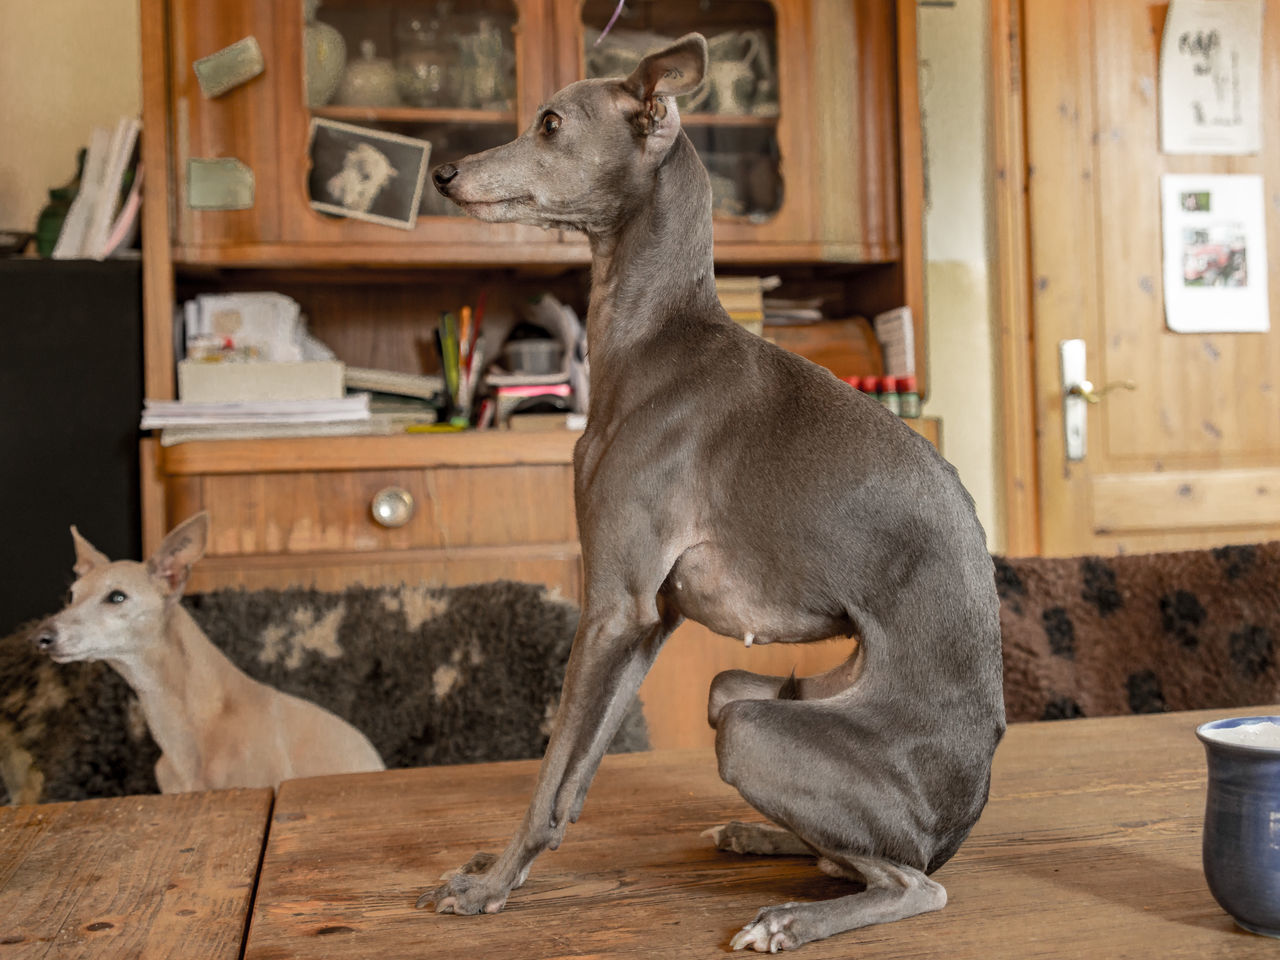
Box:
777;669;800;701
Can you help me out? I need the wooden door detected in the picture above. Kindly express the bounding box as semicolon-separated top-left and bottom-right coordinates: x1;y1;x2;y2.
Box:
1021;0;1280;555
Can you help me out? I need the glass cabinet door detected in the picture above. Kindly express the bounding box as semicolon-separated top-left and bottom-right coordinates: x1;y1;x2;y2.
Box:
306;0;518;220
278;0;557;252
580;0;783;224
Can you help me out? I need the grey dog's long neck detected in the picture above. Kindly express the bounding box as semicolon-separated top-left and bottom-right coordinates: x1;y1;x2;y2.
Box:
586;132;719;379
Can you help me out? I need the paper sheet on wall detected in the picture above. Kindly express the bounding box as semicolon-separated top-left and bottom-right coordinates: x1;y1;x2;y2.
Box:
1159;0;1263;155
1161;174;1269;333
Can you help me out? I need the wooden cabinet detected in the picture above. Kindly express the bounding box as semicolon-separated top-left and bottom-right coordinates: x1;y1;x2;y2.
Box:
170;0;556;264
139;0;928;747
168;0;283;251
163;0;916;270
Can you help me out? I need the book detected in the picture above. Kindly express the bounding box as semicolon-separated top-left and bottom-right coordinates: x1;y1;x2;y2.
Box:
714;275;781;337
52;116;142;260
873;306;916;377
51;127;110;259
101;162;144;258
85;116;141;260
345;367;443;400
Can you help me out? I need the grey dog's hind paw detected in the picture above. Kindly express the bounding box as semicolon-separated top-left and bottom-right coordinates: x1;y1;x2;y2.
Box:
730;904;805;953
703;821;813;857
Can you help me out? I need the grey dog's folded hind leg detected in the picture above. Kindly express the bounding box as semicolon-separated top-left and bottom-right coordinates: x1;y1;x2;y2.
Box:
703;820;814;856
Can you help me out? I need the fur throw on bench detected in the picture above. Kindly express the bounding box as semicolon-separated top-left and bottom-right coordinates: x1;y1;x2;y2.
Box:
0;580;648;805
998;541;1280;722
5;542;1278;805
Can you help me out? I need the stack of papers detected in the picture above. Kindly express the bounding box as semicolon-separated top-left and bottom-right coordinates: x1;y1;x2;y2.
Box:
141;394;381;446
141;394;371;429
183;292;333;364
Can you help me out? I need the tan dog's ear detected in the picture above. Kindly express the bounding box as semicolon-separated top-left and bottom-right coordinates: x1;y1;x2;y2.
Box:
622;33;707;132
70;526;109;576
146;511;210;597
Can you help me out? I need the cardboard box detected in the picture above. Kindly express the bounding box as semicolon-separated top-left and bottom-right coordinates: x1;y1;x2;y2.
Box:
177;360;346;403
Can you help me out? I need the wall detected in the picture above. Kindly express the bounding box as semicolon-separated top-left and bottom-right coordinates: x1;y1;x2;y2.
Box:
917;0;1003;551
0;1;142;231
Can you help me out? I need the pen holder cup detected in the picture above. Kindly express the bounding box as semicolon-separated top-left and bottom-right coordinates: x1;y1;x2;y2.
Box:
503;339;563;376
1197;716;1280;938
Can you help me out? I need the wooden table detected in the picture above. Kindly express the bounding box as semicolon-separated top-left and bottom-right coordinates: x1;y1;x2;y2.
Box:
0;788;271;958
241;706;1280;959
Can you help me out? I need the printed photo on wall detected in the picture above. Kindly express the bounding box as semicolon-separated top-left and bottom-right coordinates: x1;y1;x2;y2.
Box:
1161;173;1269;333
307;119;431;230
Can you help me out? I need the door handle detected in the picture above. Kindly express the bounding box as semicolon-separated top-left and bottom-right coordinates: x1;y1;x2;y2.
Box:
1059;339;1136;461
1066;379;1137;404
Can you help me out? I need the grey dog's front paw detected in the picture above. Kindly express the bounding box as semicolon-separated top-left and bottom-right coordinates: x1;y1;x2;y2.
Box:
730;904;806;953
416;851;508;914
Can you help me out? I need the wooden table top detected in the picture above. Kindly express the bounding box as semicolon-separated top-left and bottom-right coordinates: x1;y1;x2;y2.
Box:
242;705;1280;959
0;788;272;959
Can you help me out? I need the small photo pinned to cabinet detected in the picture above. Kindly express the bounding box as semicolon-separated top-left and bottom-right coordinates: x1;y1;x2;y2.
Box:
307;118;431;230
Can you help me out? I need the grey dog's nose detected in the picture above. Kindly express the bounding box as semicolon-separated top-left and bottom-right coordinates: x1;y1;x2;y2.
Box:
432;163;458;195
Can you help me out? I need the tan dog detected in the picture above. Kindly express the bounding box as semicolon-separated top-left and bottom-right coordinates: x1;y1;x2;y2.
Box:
35;512;384;792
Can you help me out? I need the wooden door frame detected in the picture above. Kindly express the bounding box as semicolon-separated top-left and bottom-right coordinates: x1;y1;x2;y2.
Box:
989;0;1041;556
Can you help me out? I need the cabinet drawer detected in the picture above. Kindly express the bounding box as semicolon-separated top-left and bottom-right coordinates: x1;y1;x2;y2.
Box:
167;463;576;556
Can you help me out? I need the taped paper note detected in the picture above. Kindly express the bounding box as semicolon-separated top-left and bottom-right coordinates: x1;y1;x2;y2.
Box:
1161;174;1269;333
193;36;265;98
1159;0;1263;155
187;158;255;211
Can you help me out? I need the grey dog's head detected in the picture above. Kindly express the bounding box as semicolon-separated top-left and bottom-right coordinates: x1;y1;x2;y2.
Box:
430;33;708;235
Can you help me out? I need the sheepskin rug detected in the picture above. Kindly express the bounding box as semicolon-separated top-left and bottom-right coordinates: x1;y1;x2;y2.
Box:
0;580;648;805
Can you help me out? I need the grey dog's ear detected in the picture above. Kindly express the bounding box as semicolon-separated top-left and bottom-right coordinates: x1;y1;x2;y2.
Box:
622;32;708;102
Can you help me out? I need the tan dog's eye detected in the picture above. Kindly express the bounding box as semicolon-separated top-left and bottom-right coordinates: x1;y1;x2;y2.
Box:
105;590;128;604
542;113;561;135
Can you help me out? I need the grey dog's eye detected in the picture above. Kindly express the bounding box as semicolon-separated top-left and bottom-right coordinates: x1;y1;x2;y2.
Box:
542;113;561;135
105;590;128;604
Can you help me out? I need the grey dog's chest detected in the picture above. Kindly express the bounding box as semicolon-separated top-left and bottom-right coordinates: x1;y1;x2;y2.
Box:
662;541;852;646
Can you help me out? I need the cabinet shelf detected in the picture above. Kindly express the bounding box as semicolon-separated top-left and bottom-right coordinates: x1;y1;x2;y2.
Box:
311;105;519;126
160;430;581;476
309;106;777;129
682;113;779;128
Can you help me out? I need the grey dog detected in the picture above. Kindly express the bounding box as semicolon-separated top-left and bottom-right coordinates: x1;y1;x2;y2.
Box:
424;32;1005;953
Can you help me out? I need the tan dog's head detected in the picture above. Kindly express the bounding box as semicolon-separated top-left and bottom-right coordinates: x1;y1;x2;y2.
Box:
36;513;209;664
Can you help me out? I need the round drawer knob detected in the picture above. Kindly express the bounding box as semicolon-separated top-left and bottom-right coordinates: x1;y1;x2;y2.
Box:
371;487;415;528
